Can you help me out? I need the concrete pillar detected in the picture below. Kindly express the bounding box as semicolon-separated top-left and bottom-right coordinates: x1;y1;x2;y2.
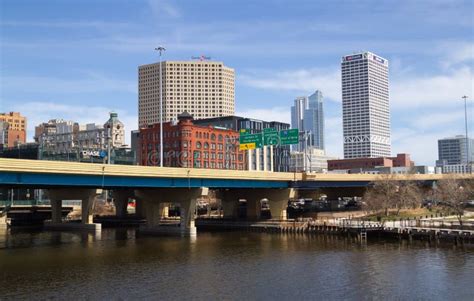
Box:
136;187;208;236
144;200;161;227
0;214;7;230
270;145;274;172
269;199;288;220
256;148;261;171
179;199;197;236
160;203;169;219
81;195;94;224
247;150;252;171
50;199;62;223
221;200;239;219
112;190;132;218
46;188;102;231
246;199;261;220
224;188;296;221
135;197;145;218
263;146;268;171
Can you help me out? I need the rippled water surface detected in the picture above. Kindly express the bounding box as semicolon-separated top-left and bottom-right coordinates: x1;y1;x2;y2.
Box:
0;229;473;300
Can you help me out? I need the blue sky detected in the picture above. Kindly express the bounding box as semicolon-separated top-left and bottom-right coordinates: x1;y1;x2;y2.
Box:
1;0;473;165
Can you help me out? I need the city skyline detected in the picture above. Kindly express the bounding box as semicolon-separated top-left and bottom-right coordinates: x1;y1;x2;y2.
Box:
1;0;473;165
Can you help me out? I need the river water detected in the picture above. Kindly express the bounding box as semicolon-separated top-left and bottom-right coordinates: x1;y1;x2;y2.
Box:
0;228;473;300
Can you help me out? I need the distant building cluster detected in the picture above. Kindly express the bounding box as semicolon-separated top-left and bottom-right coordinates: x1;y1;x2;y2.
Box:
1;52;472;174
35;113;125;154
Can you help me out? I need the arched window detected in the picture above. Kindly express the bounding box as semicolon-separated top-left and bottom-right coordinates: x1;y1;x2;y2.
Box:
196;141;201;149
211;134;216;141
204;142;209;149
218;134;223;141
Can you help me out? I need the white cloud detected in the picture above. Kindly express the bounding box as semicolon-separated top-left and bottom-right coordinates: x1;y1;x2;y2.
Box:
9;102;137;145
147;0;181;18
239;68;341;101
391;66;473;108
439;42;474;69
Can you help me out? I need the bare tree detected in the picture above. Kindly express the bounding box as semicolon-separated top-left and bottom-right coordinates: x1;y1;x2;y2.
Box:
392;176;424;215
363;174;398;217
363;174;423;218
431;177;474;228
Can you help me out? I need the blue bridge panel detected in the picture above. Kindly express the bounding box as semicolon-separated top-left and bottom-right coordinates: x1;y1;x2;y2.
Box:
0;172;289;189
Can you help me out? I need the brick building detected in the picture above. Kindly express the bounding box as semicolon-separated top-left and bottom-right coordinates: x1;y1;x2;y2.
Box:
0;112;27;147
139;112;246;169
328;153;414;171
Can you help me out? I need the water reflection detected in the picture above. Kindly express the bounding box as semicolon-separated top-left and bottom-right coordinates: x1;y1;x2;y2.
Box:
0;229;473;300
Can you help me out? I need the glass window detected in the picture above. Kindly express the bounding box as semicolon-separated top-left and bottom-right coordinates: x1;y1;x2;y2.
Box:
196;141;201;149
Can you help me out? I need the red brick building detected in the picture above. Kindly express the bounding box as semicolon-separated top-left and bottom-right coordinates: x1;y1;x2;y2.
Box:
328;153;414;171
139;112;246;170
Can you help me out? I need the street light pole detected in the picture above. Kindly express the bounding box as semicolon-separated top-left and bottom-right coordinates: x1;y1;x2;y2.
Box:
462;95;470;168
155;46;166;167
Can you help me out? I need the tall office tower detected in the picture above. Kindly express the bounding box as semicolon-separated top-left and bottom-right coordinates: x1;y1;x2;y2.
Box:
304;90;325;150
341;51;390;158
138;60;235;128
291;91;325;152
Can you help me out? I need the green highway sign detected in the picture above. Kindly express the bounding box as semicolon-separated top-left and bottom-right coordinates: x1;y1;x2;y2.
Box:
263;128;279;146
239;132;263;150
263;127;277;133
279;129;299;145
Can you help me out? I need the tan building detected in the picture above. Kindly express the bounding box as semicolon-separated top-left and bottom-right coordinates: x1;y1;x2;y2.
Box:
138;60;235;128
0;112;27;147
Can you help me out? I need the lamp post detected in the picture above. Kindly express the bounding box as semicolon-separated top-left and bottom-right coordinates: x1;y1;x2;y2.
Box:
155;46;166;167
462;96;470;169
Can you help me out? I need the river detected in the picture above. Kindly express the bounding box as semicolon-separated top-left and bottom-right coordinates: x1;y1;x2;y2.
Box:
0;228;473;300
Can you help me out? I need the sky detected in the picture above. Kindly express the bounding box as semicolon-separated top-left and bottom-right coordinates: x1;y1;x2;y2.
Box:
0;0;473;165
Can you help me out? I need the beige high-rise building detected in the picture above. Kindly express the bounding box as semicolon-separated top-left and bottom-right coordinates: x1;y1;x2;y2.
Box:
138;60;235;128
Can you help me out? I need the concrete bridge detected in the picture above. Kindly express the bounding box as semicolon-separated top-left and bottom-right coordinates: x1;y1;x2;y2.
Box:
0;158;470;235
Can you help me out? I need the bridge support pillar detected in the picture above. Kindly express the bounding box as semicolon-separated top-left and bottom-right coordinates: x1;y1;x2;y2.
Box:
220;190;240;219
45;188;102;231
50;199;62;223
246;199;262;220
136;187;208;236
221;200;239;219
135;198;146;219
223;188;295;221
112;190;133;218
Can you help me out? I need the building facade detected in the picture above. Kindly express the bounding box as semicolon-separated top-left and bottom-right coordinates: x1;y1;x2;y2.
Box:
290;90;325;152
194;116;291;172
436;135;474;174
328;153;414;172
138;60;235;128
341;52;390;158
0;112;27;147
290;148;336;173
139;112;246;170
35;113;126;159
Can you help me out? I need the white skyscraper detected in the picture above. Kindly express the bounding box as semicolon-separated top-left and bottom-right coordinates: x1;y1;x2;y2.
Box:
341;51;390;158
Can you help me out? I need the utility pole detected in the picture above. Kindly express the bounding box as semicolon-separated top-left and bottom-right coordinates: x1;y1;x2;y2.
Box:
462;95;471;170
155;46;166;167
